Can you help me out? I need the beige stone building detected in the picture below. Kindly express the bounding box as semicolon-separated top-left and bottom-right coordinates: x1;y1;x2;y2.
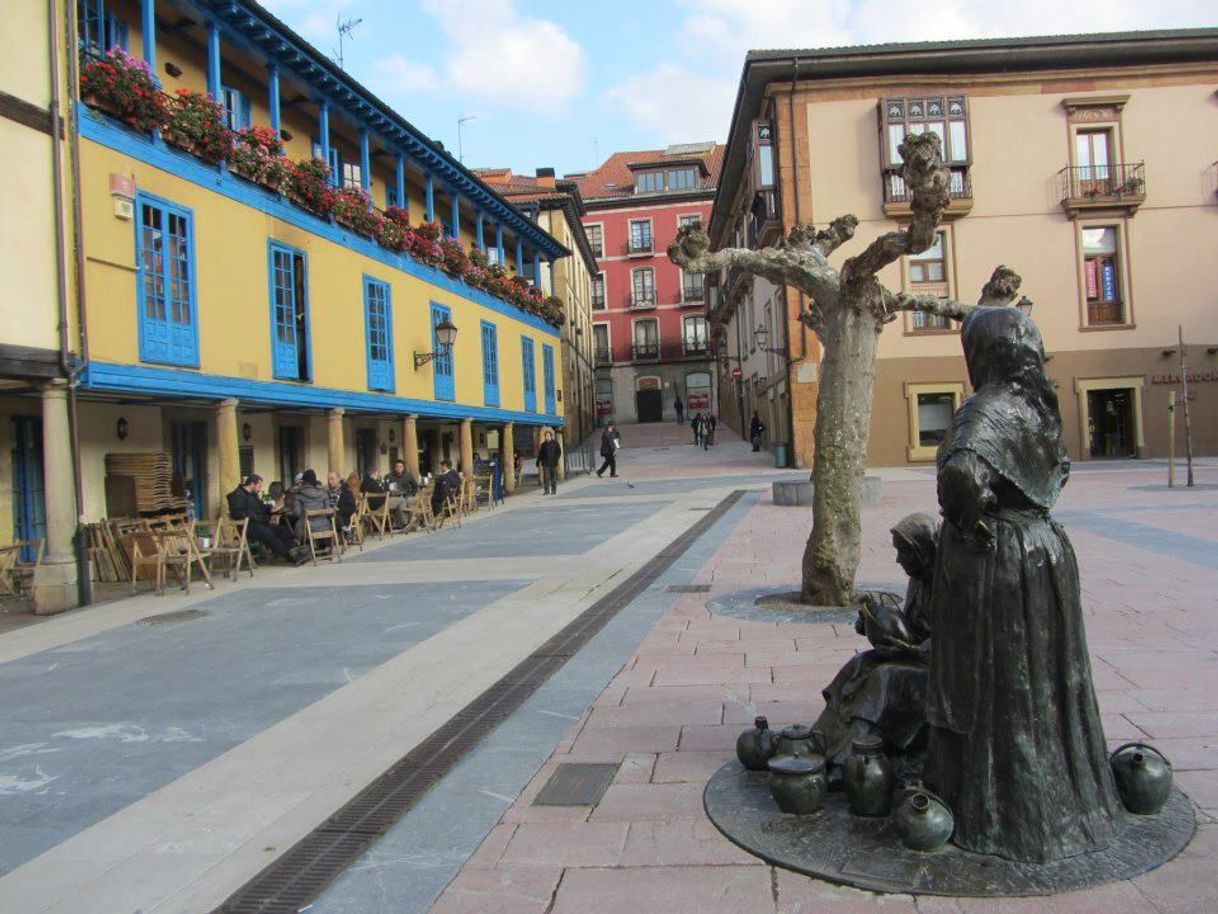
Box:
707;30;1218;467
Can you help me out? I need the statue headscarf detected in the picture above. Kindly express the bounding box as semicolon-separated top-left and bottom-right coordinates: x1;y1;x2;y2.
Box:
890;512;938;578
937;307;1068;510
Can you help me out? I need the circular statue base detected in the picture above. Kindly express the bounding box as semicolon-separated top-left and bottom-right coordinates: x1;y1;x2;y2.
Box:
704;760;1196;897
706;583;902;625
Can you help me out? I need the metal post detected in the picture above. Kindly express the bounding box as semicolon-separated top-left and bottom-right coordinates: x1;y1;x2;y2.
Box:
1167;390;1176;488
1179;325;1195;487
268;64;281;135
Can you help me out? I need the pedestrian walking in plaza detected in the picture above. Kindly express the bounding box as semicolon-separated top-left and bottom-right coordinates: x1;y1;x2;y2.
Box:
691;413;703;447
674;396;685;425
226;474;306;564
750;412;766;452
705;414;717;448
596;424;619;478
537;430;562;494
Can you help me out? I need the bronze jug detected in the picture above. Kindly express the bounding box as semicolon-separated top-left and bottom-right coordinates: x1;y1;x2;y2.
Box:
775;724;826;762
735;716;779;771
1110;742;1172;815
843;735;895;817
891;788;954;851
767;755;827;815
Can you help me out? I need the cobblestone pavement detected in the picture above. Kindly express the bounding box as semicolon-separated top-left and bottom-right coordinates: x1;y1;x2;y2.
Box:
430;429;1218;914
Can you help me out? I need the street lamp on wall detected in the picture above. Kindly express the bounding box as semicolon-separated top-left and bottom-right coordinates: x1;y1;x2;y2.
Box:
1016;296;1034;318
116;417;129;441
414;318;458;369
753;323;785;357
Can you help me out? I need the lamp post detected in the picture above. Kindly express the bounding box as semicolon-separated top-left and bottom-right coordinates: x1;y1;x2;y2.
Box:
414;318;458;369
1016;296;1034;318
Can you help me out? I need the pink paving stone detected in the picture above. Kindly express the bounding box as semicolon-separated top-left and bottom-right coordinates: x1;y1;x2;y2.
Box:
549;863;773;914
1132;736;1218;770
722;700;823;727
1122;711;1218;739
1133;688;1218;712
696;638;797;654
652;666;773;687
616;753;658;784
772;664;858;685
1093;690;1150;714
635;657;748;677
1131;824;1218;914
588;782;706;822
652;751;734;784
1101;713;1148;741
621;684;754;707
745;651;810;668
774;870;917;913
429;865;562;914
750;684;827;704
620;819;759;867
463;823;517;868
566;725;681;757
951;878;1147;913
1175;769;1218;811
584;701;725;729
498;821;629;868
679;724;748;751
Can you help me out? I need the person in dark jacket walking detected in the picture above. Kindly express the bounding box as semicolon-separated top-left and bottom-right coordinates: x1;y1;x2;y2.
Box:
750;412;766;452
690;413;703;447
674;396;685;425
596;424;618;478
705;414;717;448
226;475;305;563
537;430;562;494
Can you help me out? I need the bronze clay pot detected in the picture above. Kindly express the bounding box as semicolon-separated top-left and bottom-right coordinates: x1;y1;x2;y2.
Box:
843;735;895;817
736;715;780;771
891;788;954;851
1110;742;1172;815
767;755;827;815
775;724;825;762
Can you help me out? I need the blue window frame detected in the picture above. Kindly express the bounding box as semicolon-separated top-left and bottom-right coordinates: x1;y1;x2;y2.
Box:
480;321;500;407
135;193;199;367
431;303;455;401
542;343;556;415
364;276;394;392
442;220;455;239
385;186;398;209
311;141;342;186
521;337;537;412
222;86;251;130
79;1;128;54
268;242;311;381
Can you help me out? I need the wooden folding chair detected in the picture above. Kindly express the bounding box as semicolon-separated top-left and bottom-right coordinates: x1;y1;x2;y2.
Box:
304;508;343;563
152;519;213;594
473;473;495;510
405;485;434;534
0;539;44;599
459;477;477;515
435;494;462;530
363;493;390;540
342;499;365;552
123;531;166;595
200;516;254;579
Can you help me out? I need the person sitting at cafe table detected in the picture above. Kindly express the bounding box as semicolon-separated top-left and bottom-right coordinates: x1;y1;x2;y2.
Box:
384;459;417;528
293;469;332;543
431;459;461;517
226;474;306;564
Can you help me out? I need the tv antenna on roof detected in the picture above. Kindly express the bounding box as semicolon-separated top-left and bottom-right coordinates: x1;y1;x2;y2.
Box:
334;14;363;70
458;114;477;164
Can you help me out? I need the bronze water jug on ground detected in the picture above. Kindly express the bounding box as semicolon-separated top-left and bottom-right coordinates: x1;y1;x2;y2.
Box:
1110;742;1172;815
736;716;779;771
891;787;954;851
767;755;827;815
843;735;895;817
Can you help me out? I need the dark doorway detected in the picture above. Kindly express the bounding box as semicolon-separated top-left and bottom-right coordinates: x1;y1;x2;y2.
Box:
278;425;303;486
636;389;663;423
170;420;208;518
355;428;378;478
1087;388;1136;458
11;417;46;562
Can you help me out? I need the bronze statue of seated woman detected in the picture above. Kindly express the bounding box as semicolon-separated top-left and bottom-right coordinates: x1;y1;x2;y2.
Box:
813;512;937;783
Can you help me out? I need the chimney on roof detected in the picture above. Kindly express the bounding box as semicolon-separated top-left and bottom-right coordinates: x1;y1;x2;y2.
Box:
535;167;556;188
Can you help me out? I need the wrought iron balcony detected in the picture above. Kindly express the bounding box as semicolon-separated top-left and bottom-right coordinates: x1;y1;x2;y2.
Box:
626;239;654;256
629;293;657;310
632;343;660;361
1058;162;1145;217
595;347;613;365
882;166;973;218
681;283;705;305
630;342;711;363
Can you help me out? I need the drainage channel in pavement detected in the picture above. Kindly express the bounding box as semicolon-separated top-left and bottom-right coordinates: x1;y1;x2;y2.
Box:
214;490;746;914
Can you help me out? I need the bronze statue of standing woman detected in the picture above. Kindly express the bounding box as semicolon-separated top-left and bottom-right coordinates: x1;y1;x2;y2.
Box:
925;306;1124;863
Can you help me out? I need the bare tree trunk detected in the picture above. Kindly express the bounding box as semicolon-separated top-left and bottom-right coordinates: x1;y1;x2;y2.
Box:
800;288;882;605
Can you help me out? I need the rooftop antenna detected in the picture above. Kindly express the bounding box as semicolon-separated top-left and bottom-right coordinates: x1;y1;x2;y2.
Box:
457;114;477;164
592;136;599;169
334;14;363;70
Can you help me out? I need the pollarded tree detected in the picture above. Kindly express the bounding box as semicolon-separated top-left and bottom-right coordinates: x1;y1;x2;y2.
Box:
670;133;1022;606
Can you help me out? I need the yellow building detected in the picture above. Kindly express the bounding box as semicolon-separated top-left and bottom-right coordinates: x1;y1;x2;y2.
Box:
2;0;569;611
708;30;1218;468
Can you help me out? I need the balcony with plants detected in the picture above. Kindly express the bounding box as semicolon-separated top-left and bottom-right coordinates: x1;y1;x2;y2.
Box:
79;47;566;329
1058;162;1146;217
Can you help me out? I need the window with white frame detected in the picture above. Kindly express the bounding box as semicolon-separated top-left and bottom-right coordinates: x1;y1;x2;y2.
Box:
631;269;655;307
586;224;603;258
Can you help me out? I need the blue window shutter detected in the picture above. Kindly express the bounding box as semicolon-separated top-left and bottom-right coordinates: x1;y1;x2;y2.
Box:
431;303;454;401
543;344;556;415
364;278;394;392
269;243;302;379
481;321;499;407
385;186;397;209
239;92;252;129
109;15;129;51
135;195;198;367
521;338;536;412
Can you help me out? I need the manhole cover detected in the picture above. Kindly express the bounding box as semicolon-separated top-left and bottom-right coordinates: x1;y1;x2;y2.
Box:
534;763;618;806
138;609;208;625
666;584;711;593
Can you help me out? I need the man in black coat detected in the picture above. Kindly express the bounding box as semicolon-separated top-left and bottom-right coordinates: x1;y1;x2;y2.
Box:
227;474;305;563
431;459;461;516
596;424;618;478
537;430;562;494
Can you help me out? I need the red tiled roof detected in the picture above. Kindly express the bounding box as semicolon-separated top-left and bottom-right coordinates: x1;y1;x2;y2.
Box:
569;143;725;200
474;169;566;202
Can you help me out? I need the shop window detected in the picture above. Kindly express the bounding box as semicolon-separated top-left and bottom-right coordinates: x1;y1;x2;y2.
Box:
905;382;963;461
1081;225;1127;326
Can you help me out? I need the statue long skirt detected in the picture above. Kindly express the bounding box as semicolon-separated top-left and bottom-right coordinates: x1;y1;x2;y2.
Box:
924;510;1124;863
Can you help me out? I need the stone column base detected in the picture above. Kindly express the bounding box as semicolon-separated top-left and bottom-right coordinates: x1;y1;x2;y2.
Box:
33;559;79;615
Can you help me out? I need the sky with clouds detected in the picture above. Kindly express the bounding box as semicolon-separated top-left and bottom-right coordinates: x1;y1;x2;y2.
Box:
261;0;1214;177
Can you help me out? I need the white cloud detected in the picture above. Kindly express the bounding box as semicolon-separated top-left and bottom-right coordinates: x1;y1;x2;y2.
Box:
605;65;736;144
420;0;588;110
370;55;441;97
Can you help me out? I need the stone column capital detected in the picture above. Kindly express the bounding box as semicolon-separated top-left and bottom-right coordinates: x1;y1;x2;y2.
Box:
460;417;473;427
328;408;346;418
218;397;239;410
40;378;69;397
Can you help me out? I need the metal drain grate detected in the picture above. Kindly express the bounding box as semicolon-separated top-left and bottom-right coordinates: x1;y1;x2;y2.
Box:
666;584;711;593
137;609;208;625
214;489;745;914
